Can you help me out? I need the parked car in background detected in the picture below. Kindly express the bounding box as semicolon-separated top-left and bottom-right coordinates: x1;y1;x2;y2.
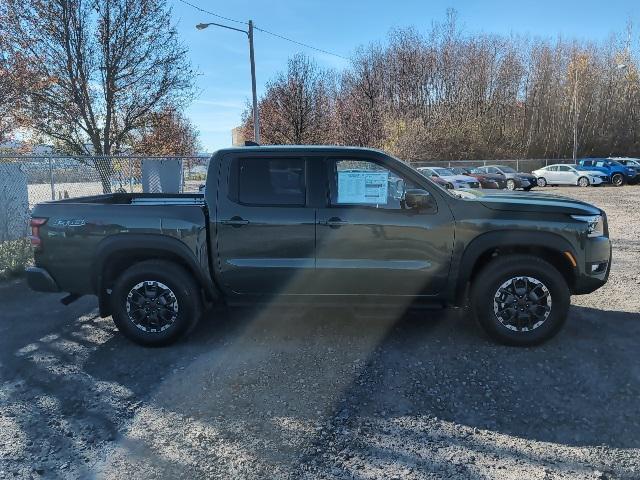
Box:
578;158;636;186
416;167;480;189
450;167;507;189
429;174;453;189
610;157;640;182
475;165;536;191
532;164;608;187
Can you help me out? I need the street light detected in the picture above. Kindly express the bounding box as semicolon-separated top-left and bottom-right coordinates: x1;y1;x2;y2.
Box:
196;20;260;144
572;63;628;163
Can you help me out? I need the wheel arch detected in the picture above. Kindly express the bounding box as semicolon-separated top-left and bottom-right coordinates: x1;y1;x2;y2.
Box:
93;234;219;317
451;230;578;306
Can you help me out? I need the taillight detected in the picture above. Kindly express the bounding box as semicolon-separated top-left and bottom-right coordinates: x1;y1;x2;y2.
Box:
29;218;47;247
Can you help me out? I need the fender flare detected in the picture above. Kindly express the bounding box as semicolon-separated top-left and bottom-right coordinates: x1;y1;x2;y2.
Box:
449;230;577;304
93;234;219;310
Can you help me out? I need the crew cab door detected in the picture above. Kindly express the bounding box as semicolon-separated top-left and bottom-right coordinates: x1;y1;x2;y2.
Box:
214;153;315;295
314;157;455;297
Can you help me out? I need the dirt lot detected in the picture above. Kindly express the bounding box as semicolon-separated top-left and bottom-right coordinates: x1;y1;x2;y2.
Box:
0;186;639;479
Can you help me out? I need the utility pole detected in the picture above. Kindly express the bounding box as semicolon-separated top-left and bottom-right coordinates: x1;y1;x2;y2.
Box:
196;20;261;144
572;67;578;164
248;21;260;144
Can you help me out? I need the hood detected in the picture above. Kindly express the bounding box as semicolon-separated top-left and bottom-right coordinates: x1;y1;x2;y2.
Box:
461;190;601;215
576;165;608;174
517;172;536;180
579;170;607;177
476;173;505;181
442;174;478;183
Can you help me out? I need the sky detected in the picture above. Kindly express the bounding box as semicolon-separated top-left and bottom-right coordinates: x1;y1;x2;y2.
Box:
171;0;639;152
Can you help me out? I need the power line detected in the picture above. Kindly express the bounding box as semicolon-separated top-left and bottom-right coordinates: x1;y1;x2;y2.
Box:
253;26;350;61
176;0;349;61
176;0;247;25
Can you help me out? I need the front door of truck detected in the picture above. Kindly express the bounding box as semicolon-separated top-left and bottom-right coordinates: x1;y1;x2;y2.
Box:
314;157;455;297
215;154;316;295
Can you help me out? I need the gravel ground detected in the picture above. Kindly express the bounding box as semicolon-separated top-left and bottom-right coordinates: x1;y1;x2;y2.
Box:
0;185;639;479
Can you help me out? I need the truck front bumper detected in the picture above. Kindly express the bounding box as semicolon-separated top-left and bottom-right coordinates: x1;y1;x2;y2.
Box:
573;236;612;295
25;267;60;293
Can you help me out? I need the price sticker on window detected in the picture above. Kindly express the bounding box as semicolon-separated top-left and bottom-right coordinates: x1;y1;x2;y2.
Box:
337;170;389;204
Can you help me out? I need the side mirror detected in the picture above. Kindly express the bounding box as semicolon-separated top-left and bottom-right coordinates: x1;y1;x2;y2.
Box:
405;189;435;210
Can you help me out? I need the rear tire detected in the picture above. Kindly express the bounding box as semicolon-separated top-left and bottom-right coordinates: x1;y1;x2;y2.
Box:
537;177;547;187
470;254;570;346
611;173;624;187
111;260;202;346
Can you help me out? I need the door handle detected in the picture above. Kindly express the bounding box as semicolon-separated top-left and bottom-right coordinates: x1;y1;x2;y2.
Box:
324;217;347;228
221;216;250;227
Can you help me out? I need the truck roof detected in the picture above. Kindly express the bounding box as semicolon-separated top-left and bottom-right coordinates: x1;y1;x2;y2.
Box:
212;145;389;157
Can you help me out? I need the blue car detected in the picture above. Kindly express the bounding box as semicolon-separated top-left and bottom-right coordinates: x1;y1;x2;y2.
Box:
577;158;637;186
610;157;640;183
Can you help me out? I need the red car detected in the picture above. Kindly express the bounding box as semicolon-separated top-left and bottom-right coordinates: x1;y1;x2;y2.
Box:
451;167;507;189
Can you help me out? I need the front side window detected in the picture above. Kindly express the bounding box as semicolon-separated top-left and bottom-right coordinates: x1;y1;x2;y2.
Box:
558;165;571;172
235;157;306;206
329;159;420;210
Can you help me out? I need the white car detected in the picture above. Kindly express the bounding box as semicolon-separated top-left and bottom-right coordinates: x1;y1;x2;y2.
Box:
417;167;481;189
532;164;607;187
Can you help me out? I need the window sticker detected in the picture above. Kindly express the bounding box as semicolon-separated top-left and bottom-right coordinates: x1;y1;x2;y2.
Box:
337;170;389;204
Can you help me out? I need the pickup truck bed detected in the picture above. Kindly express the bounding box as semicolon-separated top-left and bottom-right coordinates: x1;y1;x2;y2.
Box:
28;192;212;299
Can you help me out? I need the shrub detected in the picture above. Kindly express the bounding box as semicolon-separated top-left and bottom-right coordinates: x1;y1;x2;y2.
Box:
0;238;33;280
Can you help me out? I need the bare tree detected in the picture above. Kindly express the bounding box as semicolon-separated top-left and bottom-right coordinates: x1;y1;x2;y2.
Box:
243;53;334;145
246;10;640;161
2;0;194;191
131;107;200;156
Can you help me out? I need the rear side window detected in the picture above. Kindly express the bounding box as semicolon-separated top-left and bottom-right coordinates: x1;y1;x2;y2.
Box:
233;158;306;206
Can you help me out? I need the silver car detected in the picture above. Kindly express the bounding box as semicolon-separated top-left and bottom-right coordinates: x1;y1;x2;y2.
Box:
416;167;480;189
532;164;607;187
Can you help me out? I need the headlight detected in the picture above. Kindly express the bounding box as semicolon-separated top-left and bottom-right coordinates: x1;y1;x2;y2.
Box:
571;215;604;237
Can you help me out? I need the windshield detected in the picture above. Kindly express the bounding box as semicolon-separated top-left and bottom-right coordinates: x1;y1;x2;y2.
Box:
497;165;517;173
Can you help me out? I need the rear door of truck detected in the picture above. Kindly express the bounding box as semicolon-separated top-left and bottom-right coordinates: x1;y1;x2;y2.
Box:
213;151;316;295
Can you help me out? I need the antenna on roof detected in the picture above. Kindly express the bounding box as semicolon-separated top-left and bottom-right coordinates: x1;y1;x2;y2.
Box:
244;140;260;147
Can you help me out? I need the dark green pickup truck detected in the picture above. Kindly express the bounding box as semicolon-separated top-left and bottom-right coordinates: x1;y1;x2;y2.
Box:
26;146;611;346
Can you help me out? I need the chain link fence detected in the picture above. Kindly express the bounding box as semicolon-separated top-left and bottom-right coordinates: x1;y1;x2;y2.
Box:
0;155;209;278
411;158;572;171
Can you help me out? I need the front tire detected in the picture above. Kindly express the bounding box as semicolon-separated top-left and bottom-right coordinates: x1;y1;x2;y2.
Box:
537;177;547;187
471;254;570;346
506;179;516;191
111;260;202;346
577;176;590;187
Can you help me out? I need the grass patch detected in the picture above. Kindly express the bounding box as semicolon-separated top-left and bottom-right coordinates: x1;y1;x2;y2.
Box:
0;238;33;280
